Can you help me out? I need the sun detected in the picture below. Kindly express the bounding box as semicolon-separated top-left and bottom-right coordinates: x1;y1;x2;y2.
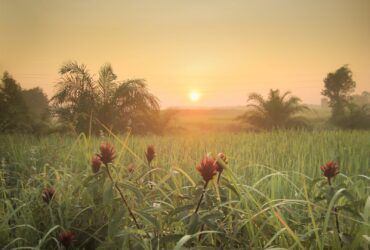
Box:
189;91;201;102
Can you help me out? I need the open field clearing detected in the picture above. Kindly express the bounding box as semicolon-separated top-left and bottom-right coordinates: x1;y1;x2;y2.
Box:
1;130;369;249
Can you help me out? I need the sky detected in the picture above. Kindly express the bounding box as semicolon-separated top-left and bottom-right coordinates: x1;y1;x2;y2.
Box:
0;0;369;107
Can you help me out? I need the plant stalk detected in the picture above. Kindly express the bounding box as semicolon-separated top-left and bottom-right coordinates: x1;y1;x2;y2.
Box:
194;181;209;214
105;164;143;233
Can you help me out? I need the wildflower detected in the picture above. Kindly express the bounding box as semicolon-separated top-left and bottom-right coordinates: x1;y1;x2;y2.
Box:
145;145;156;165
320;161;339;185
127;163;135;173
58;230;75;248
91;155;102;173
98;142;115;165
196;156;218;183
42;187;55;204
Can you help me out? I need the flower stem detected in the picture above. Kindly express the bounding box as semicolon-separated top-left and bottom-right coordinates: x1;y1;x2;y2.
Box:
328;179;342;244
217;172;222;185
194;181;209;214
105;164;146;236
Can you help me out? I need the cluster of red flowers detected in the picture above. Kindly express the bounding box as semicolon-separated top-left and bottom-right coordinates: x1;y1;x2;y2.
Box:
90;142;116;173
145;145;156;165
320;160;339;185
58;230;75;248
42;187;55;204
196;152;227;183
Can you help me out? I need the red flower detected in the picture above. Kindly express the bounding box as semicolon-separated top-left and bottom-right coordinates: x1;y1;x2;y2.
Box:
216;152;228;173
42;187;55;204
58;230;75;248
91;155;102;173
127;163;135;173
320;161;339;185
145;145;156;165
98;142;115;165
196;156;218;182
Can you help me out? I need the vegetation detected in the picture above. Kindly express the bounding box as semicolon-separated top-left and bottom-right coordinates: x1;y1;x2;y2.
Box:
322;65;370;129
51;62;161;134
0;131;369;249
238;89;309;130
0;72;30;132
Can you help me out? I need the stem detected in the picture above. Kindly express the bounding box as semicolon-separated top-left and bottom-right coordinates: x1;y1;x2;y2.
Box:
148;161;153;189
194;181;209;214
198;224;205;241
105;164;143;233
217;172;222;185
328;179;342;244
334;207;342;244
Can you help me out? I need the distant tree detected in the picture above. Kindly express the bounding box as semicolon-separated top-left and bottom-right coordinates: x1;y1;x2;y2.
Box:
238;89;309;130
0;72;32;132
51;61;97;133
321;65;356;125
112;79;160;133
21;87;49;121
333;102;370;129
51;61;161;134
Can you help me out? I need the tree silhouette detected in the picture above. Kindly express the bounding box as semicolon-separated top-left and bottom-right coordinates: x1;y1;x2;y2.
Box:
0;72;32;132
321;65;356;125
51;61;161;134
238;89;309;130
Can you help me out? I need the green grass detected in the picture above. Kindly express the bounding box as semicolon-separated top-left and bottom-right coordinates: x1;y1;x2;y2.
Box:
0;130;369;249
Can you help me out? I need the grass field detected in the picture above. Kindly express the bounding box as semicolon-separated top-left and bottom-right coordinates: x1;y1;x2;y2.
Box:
167;105;331;133
1;130;369;249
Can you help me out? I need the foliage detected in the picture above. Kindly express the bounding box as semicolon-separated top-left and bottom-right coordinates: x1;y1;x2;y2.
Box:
238;89;309;130
51;62;163;134
0;131;369;249
321;65;356;125
334;102;370;130
0;72;32;132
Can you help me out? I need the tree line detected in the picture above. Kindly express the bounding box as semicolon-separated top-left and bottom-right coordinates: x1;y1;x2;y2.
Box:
1;63;369;134
238;65;370;130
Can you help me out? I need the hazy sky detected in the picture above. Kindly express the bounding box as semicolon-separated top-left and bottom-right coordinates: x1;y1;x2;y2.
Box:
1;0;369;107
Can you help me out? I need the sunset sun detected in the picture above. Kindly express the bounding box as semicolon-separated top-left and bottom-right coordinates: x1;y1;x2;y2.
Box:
189;91;201;102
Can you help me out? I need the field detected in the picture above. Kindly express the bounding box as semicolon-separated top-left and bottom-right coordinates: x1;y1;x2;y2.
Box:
1;130;369;249
167;105;331;133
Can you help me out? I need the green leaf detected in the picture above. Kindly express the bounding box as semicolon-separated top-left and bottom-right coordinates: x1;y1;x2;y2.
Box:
187;213;200;235
119;181;144;200
103;179;114;205
174;231;221;250
135;211;160;230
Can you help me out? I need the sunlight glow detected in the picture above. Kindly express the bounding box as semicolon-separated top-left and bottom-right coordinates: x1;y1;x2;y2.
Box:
189;91;201;102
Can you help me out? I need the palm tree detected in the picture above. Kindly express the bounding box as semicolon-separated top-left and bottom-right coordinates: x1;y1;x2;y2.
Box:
51;61;96;133
238;89;309;130
51;61;161;134
113;79;160;133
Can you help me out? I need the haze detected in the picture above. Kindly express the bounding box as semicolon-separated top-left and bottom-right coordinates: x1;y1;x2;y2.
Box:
0;0;369;107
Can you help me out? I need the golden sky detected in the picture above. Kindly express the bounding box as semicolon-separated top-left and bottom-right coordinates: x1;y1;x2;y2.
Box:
0;0;369;107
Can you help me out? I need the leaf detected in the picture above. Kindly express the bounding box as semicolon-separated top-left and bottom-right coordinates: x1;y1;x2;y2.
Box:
108;208;125;238
223;182;240;198
135;211;160;230
187;213;200;235
169;204;194;217
119;182;144;200
103;179;114;205
174;231;221;250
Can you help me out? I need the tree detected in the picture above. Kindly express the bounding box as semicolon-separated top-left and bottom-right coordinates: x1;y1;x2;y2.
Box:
0;72;32;132
238;89;309;130
321;65;356;124
51;61;97;133
51;61;161;134
21;87;49;121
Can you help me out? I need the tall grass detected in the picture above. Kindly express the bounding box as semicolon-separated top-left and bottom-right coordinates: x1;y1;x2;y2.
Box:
0;130;369;249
